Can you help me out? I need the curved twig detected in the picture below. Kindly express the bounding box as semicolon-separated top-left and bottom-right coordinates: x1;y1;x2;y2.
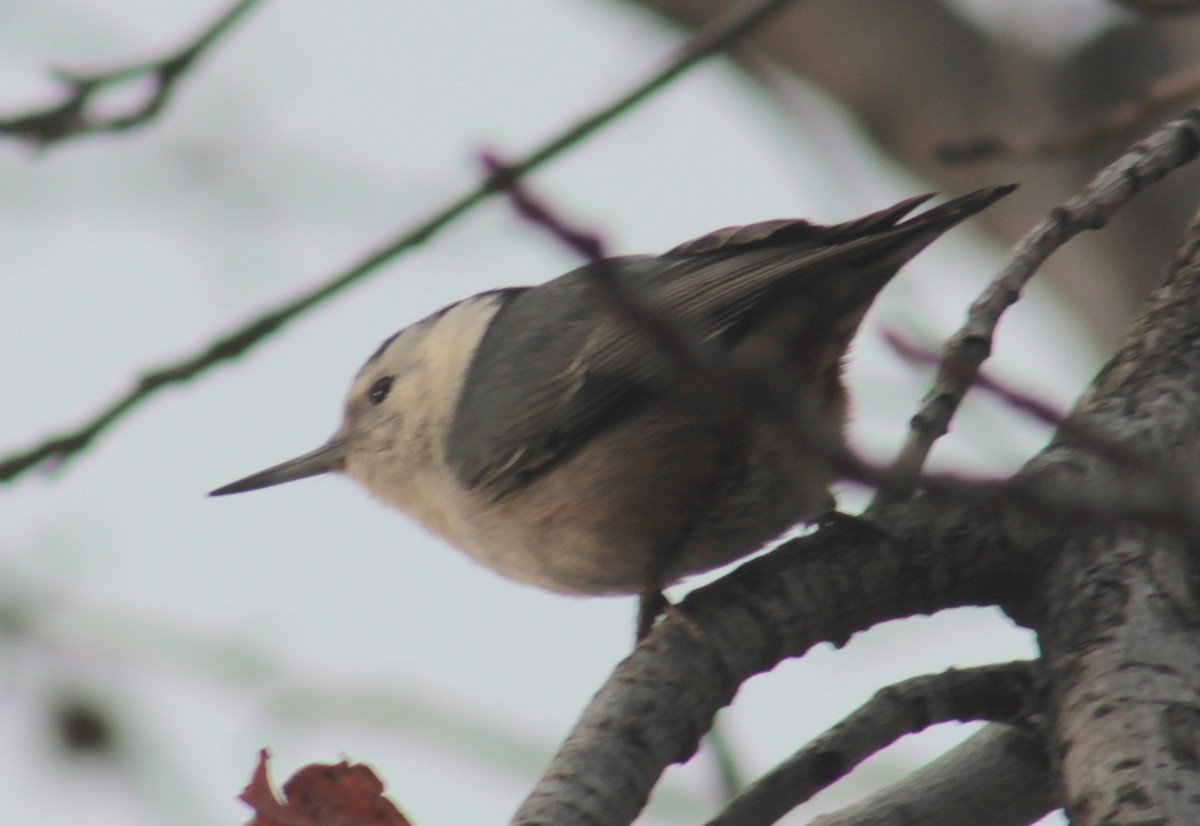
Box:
869;108;1200;512
0;0;266;148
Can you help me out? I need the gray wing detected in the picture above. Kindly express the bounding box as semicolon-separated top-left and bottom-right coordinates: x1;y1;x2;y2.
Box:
445;268;656;495
446;186;1014;497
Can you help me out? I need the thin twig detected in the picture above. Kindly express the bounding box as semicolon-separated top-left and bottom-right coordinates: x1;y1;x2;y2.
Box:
938;65;1200;163
0;0;808;484
0;0;267;149
869;108;1200;513
708;662;1039;826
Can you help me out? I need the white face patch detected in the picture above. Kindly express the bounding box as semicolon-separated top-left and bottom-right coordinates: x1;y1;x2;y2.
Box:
338;293;508;549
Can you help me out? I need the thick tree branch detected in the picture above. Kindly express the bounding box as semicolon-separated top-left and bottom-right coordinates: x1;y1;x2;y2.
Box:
708;661;1040;826
1049;527;1200;824
870;109;1200;511
0;0;266;149
1033;206;1200;825
0;0;806;485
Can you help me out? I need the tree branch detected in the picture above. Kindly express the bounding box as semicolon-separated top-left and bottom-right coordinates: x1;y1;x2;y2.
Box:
708;662;1040;826
808;725;1056;826
0;0;808;485
0;0;267;149
1112;0;1200;13
870;108;1200;511
1034;204;1200;825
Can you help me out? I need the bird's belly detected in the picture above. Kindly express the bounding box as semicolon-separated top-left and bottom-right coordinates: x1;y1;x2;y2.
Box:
449;412;836;596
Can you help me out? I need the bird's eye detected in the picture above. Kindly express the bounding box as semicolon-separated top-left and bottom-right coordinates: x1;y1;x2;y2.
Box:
368;376;394;405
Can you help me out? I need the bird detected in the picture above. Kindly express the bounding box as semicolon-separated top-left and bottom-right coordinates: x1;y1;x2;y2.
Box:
211;184;1015;639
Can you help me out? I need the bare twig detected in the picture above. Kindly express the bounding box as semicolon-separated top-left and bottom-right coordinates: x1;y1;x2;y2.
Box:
706;715;746;801
481;154;607;261
482;154;766;790
938;65;1200;163
869;109;1200;512
0;0;807;484
708;662;1039;826
0;0;266;149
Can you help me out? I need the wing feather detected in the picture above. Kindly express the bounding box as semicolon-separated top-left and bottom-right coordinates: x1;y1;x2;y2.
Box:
446;186;1014;496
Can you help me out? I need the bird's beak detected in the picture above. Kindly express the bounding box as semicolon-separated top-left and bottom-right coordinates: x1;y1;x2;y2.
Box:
209;439;346;496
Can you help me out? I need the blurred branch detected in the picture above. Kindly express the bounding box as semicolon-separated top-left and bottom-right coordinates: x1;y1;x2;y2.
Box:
705;715;745;801
881;328;1065;427
1112;0;1200;13
0;0;267;149
0;0;808;484
868;108;1200;512
709;662;1040;826
938;65;1200;164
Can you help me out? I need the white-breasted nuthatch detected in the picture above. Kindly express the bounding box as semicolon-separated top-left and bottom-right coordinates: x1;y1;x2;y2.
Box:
212;185;1013;636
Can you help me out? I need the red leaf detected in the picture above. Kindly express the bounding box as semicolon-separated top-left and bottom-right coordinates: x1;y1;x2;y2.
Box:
240;749;412;826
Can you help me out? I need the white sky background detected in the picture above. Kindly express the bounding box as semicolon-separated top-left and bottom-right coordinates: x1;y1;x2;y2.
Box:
0;1;1120;824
